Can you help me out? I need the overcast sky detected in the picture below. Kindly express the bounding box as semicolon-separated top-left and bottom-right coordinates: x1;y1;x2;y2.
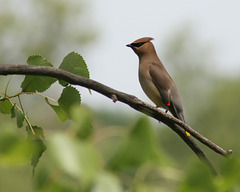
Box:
80;1;240;110
80;0;240;109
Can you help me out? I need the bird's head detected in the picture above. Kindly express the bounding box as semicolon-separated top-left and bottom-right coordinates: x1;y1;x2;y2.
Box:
126;37;155;57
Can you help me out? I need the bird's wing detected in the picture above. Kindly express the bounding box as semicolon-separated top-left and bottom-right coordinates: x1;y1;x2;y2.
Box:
169;85;185;122
149;63;172;106
149;63;185;122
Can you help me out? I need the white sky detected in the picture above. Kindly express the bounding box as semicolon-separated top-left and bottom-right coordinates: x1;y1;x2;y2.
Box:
80;1;240;110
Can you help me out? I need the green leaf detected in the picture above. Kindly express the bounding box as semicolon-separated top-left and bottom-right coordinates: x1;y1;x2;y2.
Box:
26;125;47;175
109;117;166;170
31;139;46;175
70;106;93;140
21;55;57;92
59;52;90;86
45;98;68;121
0;126;33;166
45;86;81;121
216;158;240;191
11;105;25;128
10;105;16;118
0;99;12;114
26;125;45;140
58;86;81;117
92;171;122;192
16;109;24;128
179;160;217;192
49;133;100;189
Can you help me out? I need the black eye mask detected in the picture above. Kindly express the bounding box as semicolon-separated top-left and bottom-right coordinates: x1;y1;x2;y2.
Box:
130;42;146;47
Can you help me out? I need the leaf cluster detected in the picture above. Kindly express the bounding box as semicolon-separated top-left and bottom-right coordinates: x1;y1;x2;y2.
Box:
0;52;89;173
1;108;240;192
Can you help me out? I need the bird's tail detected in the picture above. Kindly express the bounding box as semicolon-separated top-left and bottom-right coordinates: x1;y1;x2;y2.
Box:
172;110;190;137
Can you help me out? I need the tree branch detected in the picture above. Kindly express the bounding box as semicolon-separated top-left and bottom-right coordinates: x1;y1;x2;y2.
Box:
0;65;232;174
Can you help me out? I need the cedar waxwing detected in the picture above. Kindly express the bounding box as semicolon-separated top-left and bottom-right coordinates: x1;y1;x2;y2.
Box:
126;39;220;172
127;37;186;123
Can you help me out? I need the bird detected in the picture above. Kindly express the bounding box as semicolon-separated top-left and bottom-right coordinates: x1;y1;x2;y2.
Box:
126;38;222;175
126;37;187;129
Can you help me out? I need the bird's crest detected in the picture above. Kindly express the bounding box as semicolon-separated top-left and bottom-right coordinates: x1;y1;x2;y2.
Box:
132;37;154;44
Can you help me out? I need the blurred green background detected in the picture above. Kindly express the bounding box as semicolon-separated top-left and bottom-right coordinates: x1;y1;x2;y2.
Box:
0;0;240;191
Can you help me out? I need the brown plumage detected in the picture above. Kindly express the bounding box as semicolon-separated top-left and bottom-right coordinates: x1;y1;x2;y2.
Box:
127;37;185;122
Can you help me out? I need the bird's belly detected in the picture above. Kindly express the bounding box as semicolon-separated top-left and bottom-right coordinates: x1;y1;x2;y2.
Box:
139;72;164;108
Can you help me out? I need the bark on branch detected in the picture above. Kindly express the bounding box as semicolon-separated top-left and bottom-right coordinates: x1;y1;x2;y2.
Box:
0;65;232;174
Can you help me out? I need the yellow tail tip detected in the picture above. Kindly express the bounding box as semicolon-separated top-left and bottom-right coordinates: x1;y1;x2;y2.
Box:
186;131;190;137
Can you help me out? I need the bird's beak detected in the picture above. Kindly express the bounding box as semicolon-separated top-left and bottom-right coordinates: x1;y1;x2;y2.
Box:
126;44;132;48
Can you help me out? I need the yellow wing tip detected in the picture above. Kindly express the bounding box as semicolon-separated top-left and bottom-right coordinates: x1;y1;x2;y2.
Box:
186;131;191;137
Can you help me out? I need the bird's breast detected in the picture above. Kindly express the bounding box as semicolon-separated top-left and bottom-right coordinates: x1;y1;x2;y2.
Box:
138;65;165;108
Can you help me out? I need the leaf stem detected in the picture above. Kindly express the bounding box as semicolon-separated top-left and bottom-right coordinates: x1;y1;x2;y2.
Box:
7;98;36;135
0;91;57;102
4;75;16;97
18;95;25;114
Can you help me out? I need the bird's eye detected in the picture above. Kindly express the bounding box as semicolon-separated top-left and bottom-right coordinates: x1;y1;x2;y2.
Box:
131;42;145;47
